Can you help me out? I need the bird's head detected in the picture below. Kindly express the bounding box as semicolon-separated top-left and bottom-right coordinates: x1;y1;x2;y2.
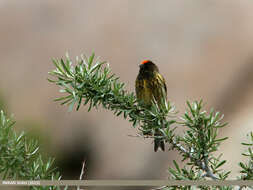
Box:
139;60;159;72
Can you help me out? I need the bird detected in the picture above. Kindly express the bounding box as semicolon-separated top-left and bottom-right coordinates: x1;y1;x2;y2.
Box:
135;60;167;152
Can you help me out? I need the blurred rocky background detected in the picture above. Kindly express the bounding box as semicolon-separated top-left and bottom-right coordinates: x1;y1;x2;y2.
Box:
0;0;253;188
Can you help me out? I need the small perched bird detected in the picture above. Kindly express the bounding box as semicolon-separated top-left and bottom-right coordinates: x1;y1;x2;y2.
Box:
135;60;167;152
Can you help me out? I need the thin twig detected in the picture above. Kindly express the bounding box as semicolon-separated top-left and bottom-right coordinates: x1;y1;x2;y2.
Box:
128;133;156;139
79;160;86;180
150;185;168;190
203;157;218;180
77;160;86;190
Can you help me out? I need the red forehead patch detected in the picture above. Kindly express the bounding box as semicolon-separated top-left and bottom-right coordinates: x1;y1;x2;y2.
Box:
141;60;150;65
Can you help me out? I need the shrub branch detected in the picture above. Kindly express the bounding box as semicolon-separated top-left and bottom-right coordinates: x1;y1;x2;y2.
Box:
48;53;251;189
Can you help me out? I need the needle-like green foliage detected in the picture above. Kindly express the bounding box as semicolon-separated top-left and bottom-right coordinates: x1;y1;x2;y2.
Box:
0;110;61;190
167;101;232;190
239;132;253;189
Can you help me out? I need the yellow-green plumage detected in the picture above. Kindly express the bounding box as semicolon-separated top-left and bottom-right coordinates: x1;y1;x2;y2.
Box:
135;60;167;151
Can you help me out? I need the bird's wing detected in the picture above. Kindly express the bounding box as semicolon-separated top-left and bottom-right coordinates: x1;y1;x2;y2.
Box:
157;73;167;97
152;73;167;110
135;76;154;107
135;76;144;100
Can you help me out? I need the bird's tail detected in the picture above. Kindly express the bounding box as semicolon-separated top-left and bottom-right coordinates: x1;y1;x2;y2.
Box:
154;130;165;152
